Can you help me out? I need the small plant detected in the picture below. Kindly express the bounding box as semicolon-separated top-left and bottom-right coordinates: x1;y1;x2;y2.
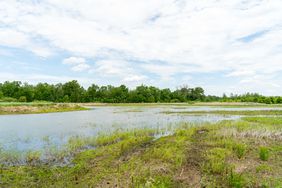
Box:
259;147;270;161
26;151;41;164
256;164;272;173
18;96;27;102
205;148;230;174
233;143;247;159
228;169;245;188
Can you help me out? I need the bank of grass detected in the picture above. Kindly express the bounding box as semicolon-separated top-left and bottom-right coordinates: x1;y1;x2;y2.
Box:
163;109;282;116
82;102;282;108
1;117;282;187
0;103;87;115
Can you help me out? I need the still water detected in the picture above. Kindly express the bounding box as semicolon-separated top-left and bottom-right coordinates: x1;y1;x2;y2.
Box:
0;106;274;152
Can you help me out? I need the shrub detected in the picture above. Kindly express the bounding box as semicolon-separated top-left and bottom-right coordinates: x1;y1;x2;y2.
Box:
18;96;27;102
26;151;41;165
259;147;270;161
0;97;17;102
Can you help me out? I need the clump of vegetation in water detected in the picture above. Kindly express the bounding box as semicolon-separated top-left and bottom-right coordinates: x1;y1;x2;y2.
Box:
0;117;282;187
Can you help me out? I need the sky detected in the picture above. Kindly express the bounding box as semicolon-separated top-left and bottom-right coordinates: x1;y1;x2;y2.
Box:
0;0;282;96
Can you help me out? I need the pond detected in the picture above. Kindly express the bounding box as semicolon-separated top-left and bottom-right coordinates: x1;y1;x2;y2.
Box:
0;105;280;153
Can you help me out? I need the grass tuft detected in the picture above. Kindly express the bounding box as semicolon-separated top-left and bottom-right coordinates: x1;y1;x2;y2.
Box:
259;147;270;161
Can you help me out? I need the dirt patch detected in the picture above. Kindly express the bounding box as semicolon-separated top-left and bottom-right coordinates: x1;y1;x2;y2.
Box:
174;166;201;188
174;128;210;187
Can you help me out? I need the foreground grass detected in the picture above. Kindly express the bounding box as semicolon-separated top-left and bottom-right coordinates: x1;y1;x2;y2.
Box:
1;117;282;187
0;103;87;115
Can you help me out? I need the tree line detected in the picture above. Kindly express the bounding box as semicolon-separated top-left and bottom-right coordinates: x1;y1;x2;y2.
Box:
0;80;281;104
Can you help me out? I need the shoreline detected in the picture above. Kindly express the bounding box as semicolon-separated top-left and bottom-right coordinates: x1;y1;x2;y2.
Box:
0;103;88;115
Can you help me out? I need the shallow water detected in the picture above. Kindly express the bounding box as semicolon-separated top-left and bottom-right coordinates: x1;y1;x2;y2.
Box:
0;105;280;153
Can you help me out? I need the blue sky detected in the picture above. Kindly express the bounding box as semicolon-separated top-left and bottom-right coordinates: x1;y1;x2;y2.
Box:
0;0;282;96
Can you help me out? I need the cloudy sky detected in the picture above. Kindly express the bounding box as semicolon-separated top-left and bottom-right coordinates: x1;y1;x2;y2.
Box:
0;0;282;95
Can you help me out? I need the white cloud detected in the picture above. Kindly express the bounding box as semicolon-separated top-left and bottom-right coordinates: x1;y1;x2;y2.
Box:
63;57;90;72
63;57;86;65
0;72;95;87
0;0;282;94
92;59;147;84
0;28;52;57
122;75;147;82
0;28;28;46
226;70;256;77
71;63;90;72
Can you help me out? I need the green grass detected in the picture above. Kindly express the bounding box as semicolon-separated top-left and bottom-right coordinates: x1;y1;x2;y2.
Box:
0;103;87;115
163;110;282;115
0;101;54;107
0;117;282;187
259;147;270;161
233;143;248;159
82;102;282;108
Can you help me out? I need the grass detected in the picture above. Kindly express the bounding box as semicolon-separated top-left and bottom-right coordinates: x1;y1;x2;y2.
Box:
233;143;248;159
163;109;282;115
1;116;282;187
0;101;54;107
1;106;282;187
81;102;282;108
0;103;87;115
259;147;270;161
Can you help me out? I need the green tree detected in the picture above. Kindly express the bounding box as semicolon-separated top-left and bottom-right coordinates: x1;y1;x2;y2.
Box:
62;80;85;102
0;91;3;99
1;81;21;98
160;88;171;102
87;84;100;102
17;83;34;102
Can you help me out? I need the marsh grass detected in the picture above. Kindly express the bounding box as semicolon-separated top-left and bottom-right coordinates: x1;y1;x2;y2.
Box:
233;143;248;159
163;110;282;116
228;169;246;188
1;117;282;187
0;103;87;115
259;147;270;161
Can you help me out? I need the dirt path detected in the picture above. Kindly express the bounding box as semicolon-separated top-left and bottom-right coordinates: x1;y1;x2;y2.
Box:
175;128;210;188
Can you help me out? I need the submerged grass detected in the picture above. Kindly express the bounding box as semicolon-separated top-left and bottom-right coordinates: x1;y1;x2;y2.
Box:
1;117;282;187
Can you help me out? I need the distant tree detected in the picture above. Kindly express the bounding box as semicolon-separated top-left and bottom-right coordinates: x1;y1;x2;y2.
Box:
160;88;171;102
1;80;281;104
1;81;21;98
54;84;64;102
34;83;55;101
17;83;34;102
191;87;205;101
87;84;99;102
62;80;85;102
